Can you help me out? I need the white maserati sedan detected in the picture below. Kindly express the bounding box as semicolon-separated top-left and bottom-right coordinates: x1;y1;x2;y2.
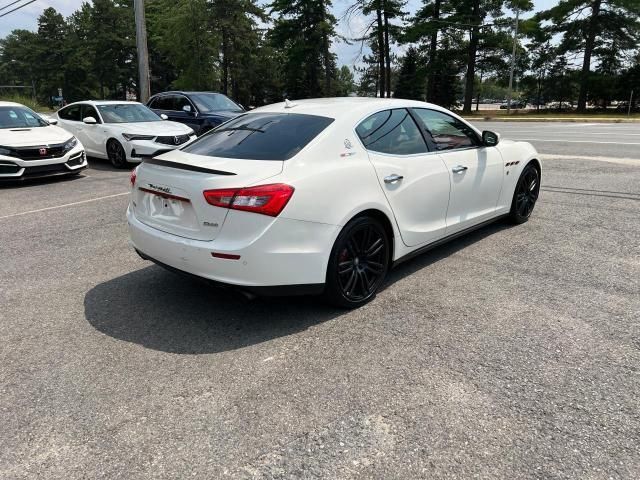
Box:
0;101;87;181
55;101;196;168
128;98;540;307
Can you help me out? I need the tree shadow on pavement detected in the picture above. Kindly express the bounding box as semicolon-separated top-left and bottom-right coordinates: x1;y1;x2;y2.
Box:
84;220;515;354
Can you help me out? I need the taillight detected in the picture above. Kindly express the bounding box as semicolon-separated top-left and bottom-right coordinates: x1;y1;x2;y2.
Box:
203;183;294;217
130;167;137;187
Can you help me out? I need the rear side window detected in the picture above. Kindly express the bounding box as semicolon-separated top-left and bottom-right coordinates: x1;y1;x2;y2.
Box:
356;109;427;155
182;113;334;160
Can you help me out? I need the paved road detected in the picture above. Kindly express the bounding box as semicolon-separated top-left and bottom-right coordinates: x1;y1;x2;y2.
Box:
469;121;640;158
1;127;639;479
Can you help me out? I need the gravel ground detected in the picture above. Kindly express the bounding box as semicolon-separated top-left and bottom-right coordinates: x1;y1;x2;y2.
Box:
1;125;639;479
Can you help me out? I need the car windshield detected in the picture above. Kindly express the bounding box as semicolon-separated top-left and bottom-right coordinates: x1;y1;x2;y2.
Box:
181;112;334;161
190;93;243;113
97;104;161;123
0;106;48;129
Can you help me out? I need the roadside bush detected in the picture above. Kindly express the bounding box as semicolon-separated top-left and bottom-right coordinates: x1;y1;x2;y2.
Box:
0;94;50;112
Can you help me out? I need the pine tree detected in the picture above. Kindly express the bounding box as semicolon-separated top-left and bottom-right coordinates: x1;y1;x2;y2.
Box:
536;0;640;112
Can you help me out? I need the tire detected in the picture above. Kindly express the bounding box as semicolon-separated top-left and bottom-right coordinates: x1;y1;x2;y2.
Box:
107;139;128;169
324;216;390;308
509;163;540;224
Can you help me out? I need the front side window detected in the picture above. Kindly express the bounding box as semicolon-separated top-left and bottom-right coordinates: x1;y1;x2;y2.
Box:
0;106;49;128
82;105;101;123
190;93;243;113
182;112;334;161
412;109;479;151
174;96;193;112
97;104;161;123
59;105;82;121
356;109;427;155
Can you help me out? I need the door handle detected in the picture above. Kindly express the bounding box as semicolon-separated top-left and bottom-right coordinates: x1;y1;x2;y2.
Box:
384;174;404;184
452;165;468;174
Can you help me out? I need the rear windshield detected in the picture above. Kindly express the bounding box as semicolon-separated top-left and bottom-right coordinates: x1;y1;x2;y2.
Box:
181;112;334;160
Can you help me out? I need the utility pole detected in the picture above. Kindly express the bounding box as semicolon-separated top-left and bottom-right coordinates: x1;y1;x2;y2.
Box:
134;0;150;103
629;90;634;117
506;8;519;114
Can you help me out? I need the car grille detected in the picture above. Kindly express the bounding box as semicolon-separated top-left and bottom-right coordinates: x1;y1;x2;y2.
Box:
156;134;190;146
22;163;69;177
2;143;67;160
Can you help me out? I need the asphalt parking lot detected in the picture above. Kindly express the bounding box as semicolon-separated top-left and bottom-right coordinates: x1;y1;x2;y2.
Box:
1;122;639;479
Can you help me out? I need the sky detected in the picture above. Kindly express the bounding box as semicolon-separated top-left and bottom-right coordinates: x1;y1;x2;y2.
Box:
1;0;559;68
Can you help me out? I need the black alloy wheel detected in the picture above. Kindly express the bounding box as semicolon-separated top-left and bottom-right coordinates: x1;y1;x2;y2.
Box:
107;139;128;168
325;216;390;308
510;164;540;223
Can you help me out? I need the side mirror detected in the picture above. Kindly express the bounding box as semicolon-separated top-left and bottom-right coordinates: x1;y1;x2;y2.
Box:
182;105;192;113
482;130;500;146
48;118;58;125
160;113;168;120
83;116;97;125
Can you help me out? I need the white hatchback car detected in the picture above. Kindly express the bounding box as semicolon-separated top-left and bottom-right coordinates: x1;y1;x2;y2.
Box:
0;101;86;181
128;98;541;307
55;101;196;168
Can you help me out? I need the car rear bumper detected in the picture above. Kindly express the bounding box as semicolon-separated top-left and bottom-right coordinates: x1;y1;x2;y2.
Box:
127;205;339;290
0;147;87;181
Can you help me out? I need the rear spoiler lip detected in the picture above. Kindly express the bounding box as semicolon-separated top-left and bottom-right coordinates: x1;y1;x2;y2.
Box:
142;156;236;176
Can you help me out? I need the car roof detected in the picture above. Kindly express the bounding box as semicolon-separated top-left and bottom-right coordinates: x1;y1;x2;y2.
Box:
252;97;451;119
151;91;225;96
65;100;143;106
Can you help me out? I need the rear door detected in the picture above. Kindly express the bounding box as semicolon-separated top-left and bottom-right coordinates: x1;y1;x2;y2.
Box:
357;109;450;247
412;108;503;234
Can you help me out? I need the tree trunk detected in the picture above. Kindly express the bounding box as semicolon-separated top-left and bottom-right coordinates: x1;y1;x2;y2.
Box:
463;0;480;113
321;3;331;95
376;4;385;98
383;0;391;98
221;29;229;95
577;0;602;112
426;0;441;102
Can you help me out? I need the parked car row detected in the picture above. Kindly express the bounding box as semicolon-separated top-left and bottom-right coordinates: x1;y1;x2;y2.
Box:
0;91;243;181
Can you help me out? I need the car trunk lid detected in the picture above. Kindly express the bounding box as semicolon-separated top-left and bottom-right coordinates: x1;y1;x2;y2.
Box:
132;150;283;241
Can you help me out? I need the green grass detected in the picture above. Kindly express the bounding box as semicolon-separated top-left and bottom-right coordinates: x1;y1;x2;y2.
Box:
0;94;52;113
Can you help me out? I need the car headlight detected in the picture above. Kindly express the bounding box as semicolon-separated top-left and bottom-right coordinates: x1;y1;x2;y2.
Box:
62;137;78;153
122;133;156;141
187;130;195;136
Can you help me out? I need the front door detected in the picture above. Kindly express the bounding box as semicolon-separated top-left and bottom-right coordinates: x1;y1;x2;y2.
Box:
411;108;503;234
357;108;451;247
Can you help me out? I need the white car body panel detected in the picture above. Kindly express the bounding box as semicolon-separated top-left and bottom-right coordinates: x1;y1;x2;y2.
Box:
54;101;196;163
0;101;87;180
127;97;540;291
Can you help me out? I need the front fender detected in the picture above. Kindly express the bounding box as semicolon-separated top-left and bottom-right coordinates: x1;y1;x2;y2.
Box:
495;141;541;212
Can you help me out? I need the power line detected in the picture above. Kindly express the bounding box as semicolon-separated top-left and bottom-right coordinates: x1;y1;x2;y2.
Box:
0;0;37;18
0;0;24;12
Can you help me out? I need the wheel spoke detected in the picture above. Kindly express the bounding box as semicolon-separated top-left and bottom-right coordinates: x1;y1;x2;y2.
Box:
366;238;383;258
366;261;384;274
338;260;354;275
360;269;371;294
343;269;357;293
